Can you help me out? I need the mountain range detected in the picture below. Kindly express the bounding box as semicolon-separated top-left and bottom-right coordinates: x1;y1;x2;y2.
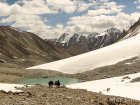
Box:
46;28;122;55
0;18;140;68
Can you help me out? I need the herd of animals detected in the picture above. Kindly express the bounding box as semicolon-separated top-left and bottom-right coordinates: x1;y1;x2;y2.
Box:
48;80;61;88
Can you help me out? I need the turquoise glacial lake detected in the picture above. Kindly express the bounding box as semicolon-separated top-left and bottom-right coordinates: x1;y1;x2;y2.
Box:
19;77;82;85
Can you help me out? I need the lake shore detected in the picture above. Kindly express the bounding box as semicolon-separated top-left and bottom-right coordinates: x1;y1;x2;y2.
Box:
1;58;140;84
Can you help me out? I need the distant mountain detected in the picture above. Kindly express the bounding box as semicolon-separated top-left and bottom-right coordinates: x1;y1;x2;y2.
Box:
0;26;71;67
45;38;57;43
28;17;140;74
47;28;122;55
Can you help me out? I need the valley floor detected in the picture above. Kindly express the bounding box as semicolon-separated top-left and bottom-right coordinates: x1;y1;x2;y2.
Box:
0;57;140;104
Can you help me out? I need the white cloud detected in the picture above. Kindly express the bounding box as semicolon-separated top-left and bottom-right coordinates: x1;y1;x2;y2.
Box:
0;9;64;39
47;0;77;13
87;1;125;16
63;1;138;34
0;0;6;2
135;0;140;3
90;0;110;3
0;0;57;16
66;12;140;33
77;2;91;12
0;1;62;38
134;0;140;9
87;8;117;16
47;0;91;13
19;0;56;14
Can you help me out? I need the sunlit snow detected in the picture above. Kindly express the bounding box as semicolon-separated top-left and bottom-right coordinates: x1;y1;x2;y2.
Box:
67;72;140;101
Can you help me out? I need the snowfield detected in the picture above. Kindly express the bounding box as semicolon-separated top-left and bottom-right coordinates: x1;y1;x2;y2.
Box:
67;72;140;101
0;83;25;93
27;32;140;74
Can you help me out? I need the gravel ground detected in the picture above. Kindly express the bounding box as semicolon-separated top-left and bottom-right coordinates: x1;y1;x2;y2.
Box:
0;85;139;105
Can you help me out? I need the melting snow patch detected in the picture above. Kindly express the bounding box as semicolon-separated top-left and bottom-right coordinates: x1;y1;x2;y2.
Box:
35;50;40;54
125;62;132;65
13;56;18;59
67;72;140;101
0;83;25;93
0;59;6;63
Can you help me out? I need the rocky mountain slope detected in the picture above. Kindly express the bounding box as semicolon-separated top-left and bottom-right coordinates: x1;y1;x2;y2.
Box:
47;28;122;55
121;18;140;40
0;26;71;67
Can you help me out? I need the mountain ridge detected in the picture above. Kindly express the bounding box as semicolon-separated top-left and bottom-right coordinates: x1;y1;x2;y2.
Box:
47;28;122;55
0;26;71;67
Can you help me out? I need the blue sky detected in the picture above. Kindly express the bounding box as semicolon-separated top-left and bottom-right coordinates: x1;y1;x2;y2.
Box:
0;0;139;38
6;0;17;4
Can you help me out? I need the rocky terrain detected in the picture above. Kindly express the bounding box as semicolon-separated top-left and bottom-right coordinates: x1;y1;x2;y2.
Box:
121;17;140;40
47;28;122;55
0;26;71;67
72;57;140;81
0;85;139;105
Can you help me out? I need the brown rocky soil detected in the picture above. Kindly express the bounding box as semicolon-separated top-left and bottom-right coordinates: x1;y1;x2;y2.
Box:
0;85;139;105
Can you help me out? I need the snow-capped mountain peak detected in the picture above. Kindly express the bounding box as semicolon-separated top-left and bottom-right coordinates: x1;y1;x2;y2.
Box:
55;33;73;44
55;28;121;45
96;28;121;37
50;28;122;56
